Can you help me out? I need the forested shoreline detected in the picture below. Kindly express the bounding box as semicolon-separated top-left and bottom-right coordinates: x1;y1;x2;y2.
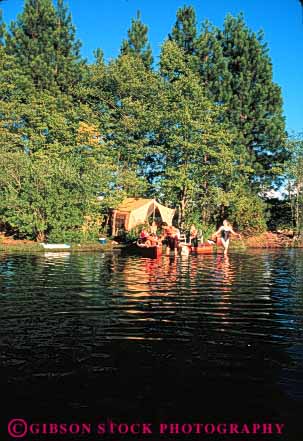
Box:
0;1;302;243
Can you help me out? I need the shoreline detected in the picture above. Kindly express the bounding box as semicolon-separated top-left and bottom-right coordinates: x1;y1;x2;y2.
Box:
0;232;302;253
0;240;115;253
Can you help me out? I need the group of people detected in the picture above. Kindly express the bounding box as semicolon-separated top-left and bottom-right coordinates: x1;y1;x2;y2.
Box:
138;221;180;255
139;221;180;254
139;221;160;247
139;219;241;256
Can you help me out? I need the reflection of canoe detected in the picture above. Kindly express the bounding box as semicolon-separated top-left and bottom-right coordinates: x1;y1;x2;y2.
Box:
40;243;71;249
136;244;162;259
125;242;162;258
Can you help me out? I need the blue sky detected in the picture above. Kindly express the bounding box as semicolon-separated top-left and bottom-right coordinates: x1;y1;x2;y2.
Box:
1;0;302;134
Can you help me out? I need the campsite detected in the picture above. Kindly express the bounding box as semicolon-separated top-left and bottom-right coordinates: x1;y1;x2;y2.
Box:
0;2;303;441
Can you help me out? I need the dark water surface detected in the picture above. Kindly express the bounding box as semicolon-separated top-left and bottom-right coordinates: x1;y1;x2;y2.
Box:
0;249;303;440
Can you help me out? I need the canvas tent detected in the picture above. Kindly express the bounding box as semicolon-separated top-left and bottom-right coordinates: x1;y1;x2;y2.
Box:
111;198;175;236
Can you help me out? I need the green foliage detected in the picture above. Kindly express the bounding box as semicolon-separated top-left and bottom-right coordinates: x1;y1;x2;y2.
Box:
159;40;236;227
196;20;232;103
120;10;153;69
86;53;161;196
0;152;114;241
219;14;287;188
183;211;215;241
47;226;99;244
166;8;287;230
125;224;146;242
266;198;292;231
285;135;303;236
170;5;198;56
0;3;292;240
6;0;84;93
226;185;267;232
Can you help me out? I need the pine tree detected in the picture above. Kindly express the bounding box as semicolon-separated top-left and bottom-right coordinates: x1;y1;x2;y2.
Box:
6;0;83;92
53;0;83;91
219;14;286;189
159;40;237;227
196;20;232;103
93;48;104;65
120;10;153;69
6;0;58;90
170;5;198;56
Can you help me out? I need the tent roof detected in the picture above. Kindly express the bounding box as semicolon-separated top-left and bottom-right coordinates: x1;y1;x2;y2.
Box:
115;198;154;213
113;198;175;230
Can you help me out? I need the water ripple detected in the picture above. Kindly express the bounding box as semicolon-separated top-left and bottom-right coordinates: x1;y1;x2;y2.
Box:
0;249;303;429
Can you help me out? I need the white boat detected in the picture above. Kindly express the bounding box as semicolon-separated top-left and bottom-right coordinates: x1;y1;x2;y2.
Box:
40;243;71;249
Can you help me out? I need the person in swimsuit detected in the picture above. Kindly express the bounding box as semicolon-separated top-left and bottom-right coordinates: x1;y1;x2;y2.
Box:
213;219;241;255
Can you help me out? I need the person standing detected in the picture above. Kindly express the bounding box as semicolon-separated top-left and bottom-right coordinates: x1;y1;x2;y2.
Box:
172;226;180;252
163;225;178;255
189;224;198;248
150;221;157;236
213;219;241;255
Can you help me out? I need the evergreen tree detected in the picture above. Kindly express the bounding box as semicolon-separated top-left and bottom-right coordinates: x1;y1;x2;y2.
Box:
6;0;83;92
219;14;286;189
53;0;83;91
0;43;36;153
159;40;237;227
196;20;232;103
6;0;58;90
170;5;198;56
120;10;153;69
93;47;104;65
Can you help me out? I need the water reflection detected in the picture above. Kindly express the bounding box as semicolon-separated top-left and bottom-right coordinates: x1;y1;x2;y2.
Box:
0;250;302;439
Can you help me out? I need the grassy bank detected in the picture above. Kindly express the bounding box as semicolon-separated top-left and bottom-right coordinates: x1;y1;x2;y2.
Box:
0;237;114;253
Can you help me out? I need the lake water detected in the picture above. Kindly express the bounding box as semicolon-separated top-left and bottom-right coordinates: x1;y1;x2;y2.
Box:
0;249;302;441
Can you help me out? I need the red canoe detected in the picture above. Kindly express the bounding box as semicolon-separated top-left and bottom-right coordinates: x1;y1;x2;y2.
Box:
190;244;214;254
136;244;162;258
179;243;214;254
124;239;163;259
